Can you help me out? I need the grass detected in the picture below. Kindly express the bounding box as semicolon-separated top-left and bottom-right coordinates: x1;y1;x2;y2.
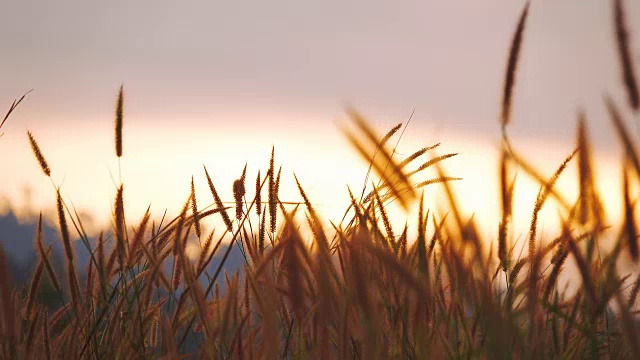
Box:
1;1;640;358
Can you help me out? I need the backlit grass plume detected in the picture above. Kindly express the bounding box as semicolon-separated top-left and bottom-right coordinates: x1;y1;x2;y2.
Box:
255;170;261;216
191;176;201;238
115;84;124;158
27;131;51;177
204;165;233;232
342;108;416;210
268;147;277;233
4;2;640;358
614;0;639;111
233;164;247;220
622;161;638;260
500;1;530;127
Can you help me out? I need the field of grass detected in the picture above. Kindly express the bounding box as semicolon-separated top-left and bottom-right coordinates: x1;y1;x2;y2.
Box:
2;1;640;358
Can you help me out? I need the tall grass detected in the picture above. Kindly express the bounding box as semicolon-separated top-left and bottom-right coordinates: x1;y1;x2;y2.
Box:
1;2;640;358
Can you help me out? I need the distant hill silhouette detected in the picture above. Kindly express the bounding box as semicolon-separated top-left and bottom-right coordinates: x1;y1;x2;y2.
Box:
0;210;247;289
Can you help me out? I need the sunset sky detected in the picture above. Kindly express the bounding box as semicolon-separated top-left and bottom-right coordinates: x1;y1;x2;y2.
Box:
1;0;639;241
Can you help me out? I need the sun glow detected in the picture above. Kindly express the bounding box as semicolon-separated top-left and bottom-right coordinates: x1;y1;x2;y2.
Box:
0;111;625;253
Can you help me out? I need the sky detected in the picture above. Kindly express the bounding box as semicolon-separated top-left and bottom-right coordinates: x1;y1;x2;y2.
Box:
1;0;639;242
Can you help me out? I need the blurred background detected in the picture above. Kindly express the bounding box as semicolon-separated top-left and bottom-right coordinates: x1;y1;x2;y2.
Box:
1;0;638;257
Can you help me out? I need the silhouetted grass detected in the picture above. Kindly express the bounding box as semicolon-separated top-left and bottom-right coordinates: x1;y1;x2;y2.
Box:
1;2;640;359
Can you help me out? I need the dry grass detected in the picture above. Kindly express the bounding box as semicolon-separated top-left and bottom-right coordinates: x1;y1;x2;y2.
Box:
500;1;530;127
1;2;640;359
27;131;51;177
115;84;124;158
614;0;639;111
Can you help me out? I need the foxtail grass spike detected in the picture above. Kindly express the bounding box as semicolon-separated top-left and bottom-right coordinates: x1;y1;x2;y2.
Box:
204;165;233;231
614;0;639;111
191;177;201;238
115;84;124;157
501;1;530;127
27;131;51;177
233;167;247;220
256;170;262;216
269;147;276;233
623;162;639;260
